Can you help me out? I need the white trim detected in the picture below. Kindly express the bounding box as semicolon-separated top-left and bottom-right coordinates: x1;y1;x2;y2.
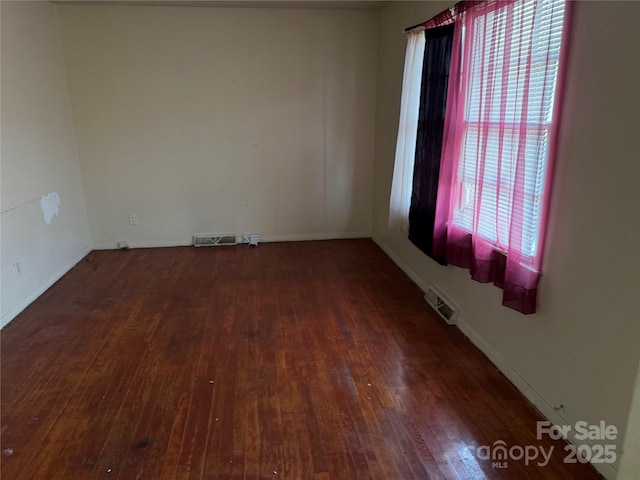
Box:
93;238;193;250
372;233;617;480
372;234;430;292
93;231;372;250
260;231;371;243
0;244;93;329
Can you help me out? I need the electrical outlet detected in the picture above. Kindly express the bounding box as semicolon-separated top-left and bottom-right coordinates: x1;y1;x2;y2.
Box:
12;261;21;276
249;234;261;247
242;234;261;246
129;214;137;225
117;241;130;249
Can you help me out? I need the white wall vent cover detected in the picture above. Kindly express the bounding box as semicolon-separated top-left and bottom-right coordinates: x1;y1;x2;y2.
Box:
193;234;237;247
424;285;458;325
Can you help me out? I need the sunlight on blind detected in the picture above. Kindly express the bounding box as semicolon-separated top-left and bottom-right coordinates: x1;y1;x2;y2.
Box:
451;0;566;257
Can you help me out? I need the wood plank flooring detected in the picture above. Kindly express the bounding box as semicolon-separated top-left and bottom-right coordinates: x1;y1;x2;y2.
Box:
1;239;602;479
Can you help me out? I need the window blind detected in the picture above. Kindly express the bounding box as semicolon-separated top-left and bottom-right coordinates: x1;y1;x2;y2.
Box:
451;0;566;258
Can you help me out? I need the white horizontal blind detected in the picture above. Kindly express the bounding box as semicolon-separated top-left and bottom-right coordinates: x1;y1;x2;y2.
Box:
451;0;566;257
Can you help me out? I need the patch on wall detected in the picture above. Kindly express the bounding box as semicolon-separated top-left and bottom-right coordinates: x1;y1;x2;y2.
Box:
41;192;60;225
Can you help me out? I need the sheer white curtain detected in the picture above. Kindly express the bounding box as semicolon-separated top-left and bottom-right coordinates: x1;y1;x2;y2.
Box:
388;31;425;232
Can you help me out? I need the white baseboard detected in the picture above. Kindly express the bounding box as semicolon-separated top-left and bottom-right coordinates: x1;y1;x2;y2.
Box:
92;238;193;250
371;233;431;292
92;231;372;250
0;244;93;330
260;231;371;243
372;233;617;480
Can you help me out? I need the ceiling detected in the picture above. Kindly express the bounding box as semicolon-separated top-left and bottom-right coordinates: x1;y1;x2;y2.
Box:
52;0;388;10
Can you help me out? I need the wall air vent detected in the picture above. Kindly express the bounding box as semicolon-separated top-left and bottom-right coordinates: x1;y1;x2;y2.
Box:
193;234;237;247
424;285;458;325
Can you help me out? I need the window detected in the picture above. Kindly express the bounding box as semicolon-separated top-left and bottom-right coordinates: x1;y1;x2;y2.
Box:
451;0;566;258
389;0;571;313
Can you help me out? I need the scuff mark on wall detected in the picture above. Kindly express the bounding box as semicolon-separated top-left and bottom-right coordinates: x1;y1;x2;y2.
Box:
40;192;60;224
1;197;39;215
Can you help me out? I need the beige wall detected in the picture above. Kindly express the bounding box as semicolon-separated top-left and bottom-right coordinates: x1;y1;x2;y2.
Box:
57;4;378;248
1;1;91;328
372;2;640;479
618;369;640;480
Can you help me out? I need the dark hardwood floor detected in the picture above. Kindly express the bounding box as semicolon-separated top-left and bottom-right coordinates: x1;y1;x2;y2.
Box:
1;239;602;479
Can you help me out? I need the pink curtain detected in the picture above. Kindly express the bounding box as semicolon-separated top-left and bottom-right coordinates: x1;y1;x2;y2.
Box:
434;0;573;314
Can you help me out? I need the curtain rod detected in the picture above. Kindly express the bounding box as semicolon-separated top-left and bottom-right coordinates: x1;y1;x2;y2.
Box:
405;1;493;33
404;4;455;33
404;20;427;33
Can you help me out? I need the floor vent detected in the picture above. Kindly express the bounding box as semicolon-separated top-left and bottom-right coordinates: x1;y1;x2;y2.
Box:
193;234;237;247
424;286;458;325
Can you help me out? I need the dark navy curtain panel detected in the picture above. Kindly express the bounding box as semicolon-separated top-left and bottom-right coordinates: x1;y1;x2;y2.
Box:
408;24;455;265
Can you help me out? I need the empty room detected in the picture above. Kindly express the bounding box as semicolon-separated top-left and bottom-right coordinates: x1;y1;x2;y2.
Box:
1;0;638;479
